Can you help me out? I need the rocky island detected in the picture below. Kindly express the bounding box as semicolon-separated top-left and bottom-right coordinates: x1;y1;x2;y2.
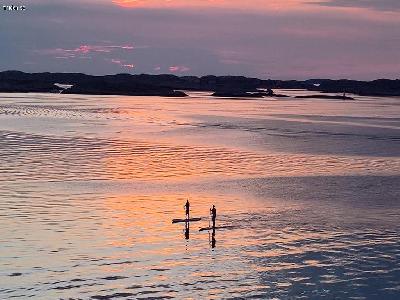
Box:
295;94;354;100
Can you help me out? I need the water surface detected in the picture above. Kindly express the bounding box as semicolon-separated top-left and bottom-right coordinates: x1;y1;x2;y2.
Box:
1;91;399;299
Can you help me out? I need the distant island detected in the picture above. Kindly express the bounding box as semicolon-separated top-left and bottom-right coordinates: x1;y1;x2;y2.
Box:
0;70;399;98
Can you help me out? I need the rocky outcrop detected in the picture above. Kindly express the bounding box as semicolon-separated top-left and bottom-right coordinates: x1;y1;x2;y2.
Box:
304;79;400;97
259;79;400;96
212;91;263;98
295;94;354;100
212;87;290;98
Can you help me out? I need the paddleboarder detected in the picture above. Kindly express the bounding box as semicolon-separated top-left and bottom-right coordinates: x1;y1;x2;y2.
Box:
184;199;190;220
210;205;216;228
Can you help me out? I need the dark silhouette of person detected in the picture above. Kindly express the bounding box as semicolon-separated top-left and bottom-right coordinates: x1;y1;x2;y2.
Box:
210;205;216;228
266;88;274;96
184;199;190;219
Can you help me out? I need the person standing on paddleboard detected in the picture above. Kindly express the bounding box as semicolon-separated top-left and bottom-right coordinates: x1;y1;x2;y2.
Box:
210;205;216;228
184;199;190;219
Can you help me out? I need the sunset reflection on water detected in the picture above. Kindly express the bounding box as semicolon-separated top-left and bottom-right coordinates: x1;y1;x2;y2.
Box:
0;92;399;299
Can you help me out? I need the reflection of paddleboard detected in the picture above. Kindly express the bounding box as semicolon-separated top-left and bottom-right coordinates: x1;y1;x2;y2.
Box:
199;225;233;232
172;217;201;224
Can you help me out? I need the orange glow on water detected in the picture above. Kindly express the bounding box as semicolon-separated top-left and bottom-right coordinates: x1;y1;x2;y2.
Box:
100;138;398;182
2;93;400;298
100;188;270;250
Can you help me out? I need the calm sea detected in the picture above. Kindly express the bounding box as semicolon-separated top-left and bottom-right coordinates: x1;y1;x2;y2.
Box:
1;91;399;299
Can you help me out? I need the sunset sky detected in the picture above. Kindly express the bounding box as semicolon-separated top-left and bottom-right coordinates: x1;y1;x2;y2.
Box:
1;0;399;79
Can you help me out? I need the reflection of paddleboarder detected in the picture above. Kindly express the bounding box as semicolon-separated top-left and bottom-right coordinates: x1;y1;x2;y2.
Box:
184;200;190;219
184;221;190;240
210;205;216;228
211;227;216;248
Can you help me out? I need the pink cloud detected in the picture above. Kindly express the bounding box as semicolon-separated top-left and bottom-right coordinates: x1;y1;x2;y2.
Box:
109;58;135;69
169;65;190;73
72;44;135;53
37;44;136;59
112;0;315;11
120;46;135;50
74;45;91;53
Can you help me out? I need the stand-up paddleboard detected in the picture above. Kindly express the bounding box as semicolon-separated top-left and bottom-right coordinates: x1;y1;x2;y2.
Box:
172;217;201;224
199;225;234;232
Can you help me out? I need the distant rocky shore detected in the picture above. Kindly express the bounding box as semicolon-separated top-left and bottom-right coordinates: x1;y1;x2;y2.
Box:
0;71;399;97
295;94;354;100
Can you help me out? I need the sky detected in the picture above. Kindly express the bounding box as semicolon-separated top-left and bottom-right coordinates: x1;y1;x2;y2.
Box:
0;0;399;79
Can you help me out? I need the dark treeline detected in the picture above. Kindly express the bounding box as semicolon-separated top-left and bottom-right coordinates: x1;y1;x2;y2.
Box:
0;70;399;97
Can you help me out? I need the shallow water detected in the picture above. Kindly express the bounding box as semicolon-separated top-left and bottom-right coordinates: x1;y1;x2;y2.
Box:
0;91;399;299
